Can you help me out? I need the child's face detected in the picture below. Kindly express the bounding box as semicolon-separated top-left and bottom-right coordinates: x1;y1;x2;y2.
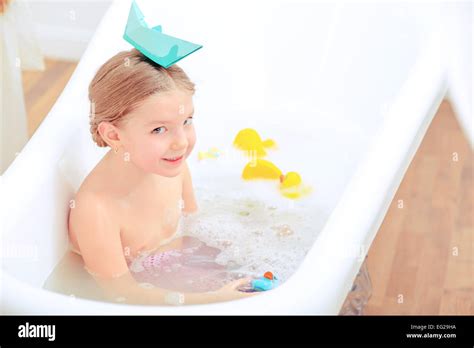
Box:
118;89;196;178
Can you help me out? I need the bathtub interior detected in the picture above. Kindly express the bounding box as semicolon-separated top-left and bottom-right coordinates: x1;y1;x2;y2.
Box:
1;0;439;304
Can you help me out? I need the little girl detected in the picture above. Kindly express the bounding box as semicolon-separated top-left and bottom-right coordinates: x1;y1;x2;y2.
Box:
68;49;257;305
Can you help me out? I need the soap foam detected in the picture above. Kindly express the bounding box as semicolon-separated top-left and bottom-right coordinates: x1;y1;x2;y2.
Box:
129;175;327;291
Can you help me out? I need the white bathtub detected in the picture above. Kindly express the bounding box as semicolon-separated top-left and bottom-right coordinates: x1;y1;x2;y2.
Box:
0;0;463;314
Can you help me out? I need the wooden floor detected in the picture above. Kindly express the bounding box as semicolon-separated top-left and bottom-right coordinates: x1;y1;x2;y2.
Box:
365;100;473;315
22;59;77;137
22;59;473;315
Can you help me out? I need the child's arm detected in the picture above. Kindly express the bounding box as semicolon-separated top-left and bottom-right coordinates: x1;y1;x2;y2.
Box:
71;192;255;305
181;160;198;214
94;268;257;305
69;192;129;278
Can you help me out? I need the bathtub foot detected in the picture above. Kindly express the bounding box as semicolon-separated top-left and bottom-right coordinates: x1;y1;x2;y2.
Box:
339;258;372;315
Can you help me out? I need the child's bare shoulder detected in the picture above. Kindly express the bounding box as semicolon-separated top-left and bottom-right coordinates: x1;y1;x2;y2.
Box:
73;158;120;208
74;189;109;211
69;176;118;233
69;189;113;232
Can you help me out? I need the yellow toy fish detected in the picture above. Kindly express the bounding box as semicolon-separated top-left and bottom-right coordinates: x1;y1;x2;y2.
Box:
233;128;277;158
241;159;312;200
198;147;222;161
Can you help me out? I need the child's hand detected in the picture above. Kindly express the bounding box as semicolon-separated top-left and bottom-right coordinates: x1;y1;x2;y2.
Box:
182;203;198;216
213;277;261;302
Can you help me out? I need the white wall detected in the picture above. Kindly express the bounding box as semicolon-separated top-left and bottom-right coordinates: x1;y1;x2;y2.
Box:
26;0;112;61
442;1;473;147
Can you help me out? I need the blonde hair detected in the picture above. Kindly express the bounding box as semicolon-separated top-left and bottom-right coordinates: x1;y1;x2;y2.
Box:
88;48;196;147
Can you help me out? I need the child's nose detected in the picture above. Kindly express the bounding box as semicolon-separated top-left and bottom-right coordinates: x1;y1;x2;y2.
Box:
171;141;186;151
171;130;188;150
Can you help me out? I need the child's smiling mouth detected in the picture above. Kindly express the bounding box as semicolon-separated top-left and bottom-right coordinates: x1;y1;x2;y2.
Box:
162;155;184;164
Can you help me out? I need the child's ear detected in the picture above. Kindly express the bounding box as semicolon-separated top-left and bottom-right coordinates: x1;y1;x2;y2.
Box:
98;121;121;147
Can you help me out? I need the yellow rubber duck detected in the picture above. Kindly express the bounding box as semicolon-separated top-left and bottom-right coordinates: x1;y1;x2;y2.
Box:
241;159;312;200
242;159;282;180
233;128;277;158
279;172;313;200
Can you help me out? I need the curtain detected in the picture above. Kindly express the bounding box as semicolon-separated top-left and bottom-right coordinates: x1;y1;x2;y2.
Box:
1;0;44;174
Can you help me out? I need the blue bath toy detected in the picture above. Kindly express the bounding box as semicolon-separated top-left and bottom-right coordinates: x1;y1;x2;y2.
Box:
239;271;279;292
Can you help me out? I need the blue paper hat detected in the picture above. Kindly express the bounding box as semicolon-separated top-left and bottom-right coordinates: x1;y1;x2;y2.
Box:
123;0;203;68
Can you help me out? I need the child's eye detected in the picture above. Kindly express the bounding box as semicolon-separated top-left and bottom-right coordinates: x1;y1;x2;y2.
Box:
152;126;166;134
184;117;193;126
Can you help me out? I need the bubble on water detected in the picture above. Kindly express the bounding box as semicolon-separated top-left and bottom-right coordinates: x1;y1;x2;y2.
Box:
129;257;145;273
171;263;182;271
271;224;294;237
225;260;240;269
164;292;185;305
220;240;233;247
138;282;154;289
83;266;99;277
112;270;129;278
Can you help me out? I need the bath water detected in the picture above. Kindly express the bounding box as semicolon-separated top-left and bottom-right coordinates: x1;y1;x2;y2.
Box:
43;173;327;305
